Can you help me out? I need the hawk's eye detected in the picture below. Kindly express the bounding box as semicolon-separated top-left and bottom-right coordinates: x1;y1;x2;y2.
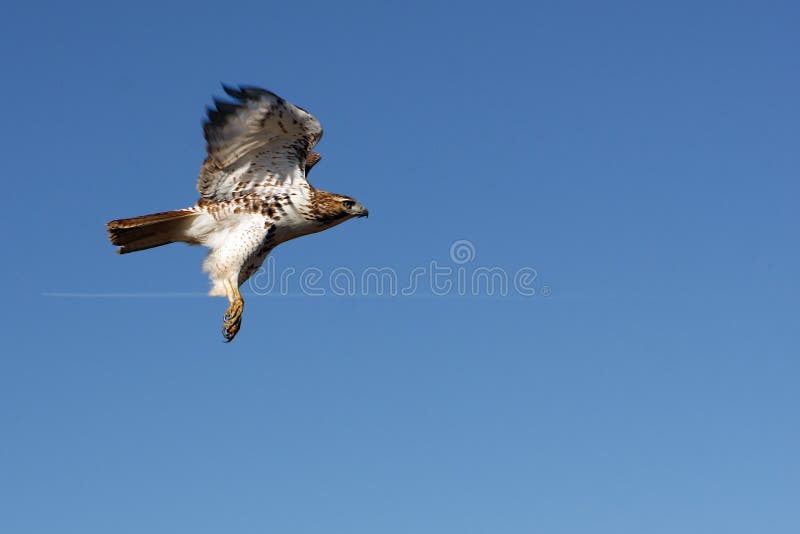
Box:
342;200;355;210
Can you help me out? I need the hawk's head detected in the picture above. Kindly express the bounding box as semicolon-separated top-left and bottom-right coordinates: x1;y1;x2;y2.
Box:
311;190;369;225
337;196;369;218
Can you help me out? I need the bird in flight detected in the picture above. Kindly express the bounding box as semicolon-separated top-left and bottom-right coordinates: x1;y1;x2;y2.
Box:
107;86;368;341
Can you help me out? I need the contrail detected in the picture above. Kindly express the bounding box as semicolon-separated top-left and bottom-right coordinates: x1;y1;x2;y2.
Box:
41;292;208;298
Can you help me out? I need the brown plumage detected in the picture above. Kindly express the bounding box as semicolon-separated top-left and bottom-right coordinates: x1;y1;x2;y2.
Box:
305;152;322;174
107;209;200;254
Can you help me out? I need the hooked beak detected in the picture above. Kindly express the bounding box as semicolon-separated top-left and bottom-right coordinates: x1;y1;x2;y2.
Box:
354;203;369;218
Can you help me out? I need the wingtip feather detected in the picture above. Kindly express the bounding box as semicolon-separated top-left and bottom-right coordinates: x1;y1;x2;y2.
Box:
222;83;244;100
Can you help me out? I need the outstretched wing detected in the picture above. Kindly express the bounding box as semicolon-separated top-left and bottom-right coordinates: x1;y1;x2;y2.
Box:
197;85;323;201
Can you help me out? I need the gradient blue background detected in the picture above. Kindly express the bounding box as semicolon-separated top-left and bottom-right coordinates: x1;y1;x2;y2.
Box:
2;1;798;532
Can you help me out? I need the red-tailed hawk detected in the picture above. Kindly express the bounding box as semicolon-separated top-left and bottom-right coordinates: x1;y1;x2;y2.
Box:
107;86;368;341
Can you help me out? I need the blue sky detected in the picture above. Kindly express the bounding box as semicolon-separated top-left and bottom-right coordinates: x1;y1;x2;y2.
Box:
1;1;799;532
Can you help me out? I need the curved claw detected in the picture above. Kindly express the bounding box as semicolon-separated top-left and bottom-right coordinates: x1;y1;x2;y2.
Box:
222;299;244;342
222;316;242;342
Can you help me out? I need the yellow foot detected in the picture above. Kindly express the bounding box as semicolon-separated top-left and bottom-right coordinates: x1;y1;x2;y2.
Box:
222;298;244;342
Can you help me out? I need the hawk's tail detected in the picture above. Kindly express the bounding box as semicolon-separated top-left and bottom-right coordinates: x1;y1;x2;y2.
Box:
107;209;200;254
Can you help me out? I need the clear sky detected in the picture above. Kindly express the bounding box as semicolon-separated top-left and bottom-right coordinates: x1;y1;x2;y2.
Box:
1;1;798;533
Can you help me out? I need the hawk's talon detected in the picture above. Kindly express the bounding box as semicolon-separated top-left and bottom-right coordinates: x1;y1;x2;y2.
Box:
222;317;242;342
222;298;244;342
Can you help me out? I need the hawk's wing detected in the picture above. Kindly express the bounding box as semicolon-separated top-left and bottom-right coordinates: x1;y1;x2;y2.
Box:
197;85;323;201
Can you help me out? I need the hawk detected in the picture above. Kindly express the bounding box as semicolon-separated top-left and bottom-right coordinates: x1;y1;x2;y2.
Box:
107;86;368;341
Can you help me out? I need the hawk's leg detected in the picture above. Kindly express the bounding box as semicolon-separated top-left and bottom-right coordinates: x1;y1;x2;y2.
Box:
222;279;244;342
